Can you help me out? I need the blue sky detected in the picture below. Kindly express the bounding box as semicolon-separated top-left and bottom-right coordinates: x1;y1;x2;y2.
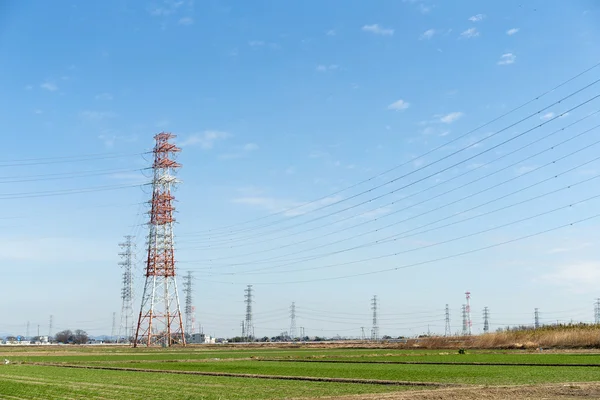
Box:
1;0;600;339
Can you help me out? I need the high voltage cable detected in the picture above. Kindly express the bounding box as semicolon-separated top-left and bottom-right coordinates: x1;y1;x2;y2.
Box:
0;182;146;200
180;121;600;268
0;167;147;184
244;211;600;285
184;80;600;242
179;113;600;258
201;187;600;277
183;62;600;237
0;151;147;167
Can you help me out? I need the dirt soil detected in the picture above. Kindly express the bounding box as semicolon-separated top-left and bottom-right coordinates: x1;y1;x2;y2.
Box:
316;383;600;400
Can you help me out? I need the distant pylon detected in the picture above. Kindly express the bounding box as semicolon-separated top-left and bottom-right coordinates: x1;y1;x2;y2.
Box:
244;285;254;341
444;304;451;336
26;321;30;339
289;302;297;339
49;315;53;337
534;308;540;329
118;235;135;343
134;132;185;347
461;305;467;335
371;295;379;341
183;271;194;336
111;312;117;341
241;320;245;339
483;307;490;333
595;299;600;324
465;292;472;336
361;327;366;341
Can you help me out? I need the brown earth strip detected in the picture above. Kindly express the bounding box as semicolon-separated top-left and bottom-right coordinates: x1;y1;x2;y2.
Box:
29;362;456;387
256;358;600;367
312;382;600;400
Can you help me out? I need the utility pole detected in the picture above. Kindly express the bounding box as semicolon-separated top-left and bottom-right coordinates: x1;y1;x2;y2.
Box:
118;235;135;343
241;321;245;340
483;307;490;333
244;285;254;342
49;315;53;338
444;304;451;337
134;132;185;347
300;327;305;338
534;308;540;329
371;295;379;342
465;291;472;336
289;302;297;339
111;312;116;342
26;321;30;339
595;299;600;324
361;327;366;341
183;271;194;337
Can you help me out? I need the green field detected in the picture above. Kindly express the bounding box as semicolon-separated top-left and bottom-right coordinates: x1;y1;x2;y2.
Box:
2;345;600;399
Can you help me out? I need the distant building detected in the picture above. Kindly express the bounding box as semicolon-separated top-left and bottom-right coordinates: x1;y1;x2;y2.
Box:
188;333;215;344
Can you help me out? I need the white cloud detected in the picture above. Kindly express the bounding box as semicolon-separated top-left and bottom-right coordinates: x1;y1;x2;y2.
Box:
249;40;265;47
387;99;410;111
25;85;33;90
0;237;114;263
419;4;433;13
497;53;516;65
420;29;436;40
440;112;464;124
34;109;43;115
80;110;117;120
95;93;113;100
148;0;185;16
540;112;555;121
362;24;394;36
515;165;538;175
540;262;600;294
506;28;520;35
468;14;486;22
316;64;339;72
326;29;336;36
40;82;58;91
178;17;193;25
460;27;479;38
243;143;259;152
179;130;231;149
232;194;342;217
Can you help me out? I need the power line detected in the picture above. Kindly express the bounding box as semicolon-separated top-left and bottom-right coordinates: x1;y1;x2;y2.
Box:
182;61;600;237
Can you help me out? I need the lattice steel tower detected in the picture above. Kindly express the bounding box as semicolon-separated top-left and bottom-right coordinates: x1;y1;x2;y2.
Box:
118;235;135;343
289;302;297;339
595;299;600;324
244;285;254;341
444;304;451;337
461;304;467;335
483;307;490;333
183;271;194;336
371;295;379;341
534;308;540;329
465;291;472;336
134;132;185;347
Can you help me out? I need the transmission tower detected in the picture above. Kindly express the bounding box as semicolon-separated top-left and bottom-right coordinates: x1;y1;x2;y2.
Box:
444;304;451;336
118;235;135;343
483;307;490;333
111;312;117;341
465;292;472;335
534;308;540;329
361;327;366;341
26;321;30;339
134;132;185;347
461;304;467;335
49;315;53;337
595;299;600;324
244;285;254;341
183;271;194;336
371;295;379;341
289;302;297;339
241;321;245;339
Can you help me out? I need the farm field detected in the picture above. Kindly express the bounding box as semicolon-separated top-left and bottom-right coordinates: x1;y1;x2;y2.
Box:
2;345;600;399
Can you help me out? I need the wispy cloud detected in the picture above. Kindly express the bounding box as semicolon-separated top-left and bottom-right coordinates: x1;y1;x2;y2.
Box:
440;112;464;124
326;29;336;36
178;17;193;25
80;110;117;120
40;82;58;91
387;99;410;111
468;14;486;22
420;29;436;40
460;27;479;38
539;262;600;294
506;28;520;35
540;112;555;121
95;93;113;100
179;130;230;149
497;53;516;65
232;193;342;217
243;143;259;152
25;84;33;90
362;24;394;36
248;40;280;49
316;64;339;72
148;0;185;16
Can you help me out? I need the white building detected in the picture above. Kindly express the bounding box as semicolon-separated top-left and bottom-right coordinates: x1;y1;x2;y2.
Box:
189;333;215;344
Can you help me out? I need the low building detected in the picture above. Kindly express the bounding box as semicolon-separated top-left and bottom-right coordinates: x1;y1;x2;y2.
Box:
188;333;215;344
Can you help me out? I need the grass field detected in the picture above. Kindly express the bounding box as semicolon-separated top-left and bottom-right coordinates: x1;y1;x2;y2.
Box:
2;345;600;399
